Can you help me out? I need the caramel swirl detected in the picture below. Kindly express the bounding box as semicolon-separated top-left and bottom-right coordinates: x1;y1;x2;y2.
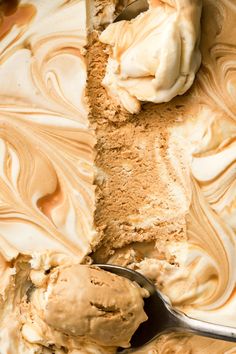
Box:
0;0;96;259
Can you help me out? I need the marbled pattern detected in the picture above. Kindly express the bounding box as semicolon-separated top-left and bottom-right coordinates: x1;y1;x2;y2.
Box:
0;0;96;260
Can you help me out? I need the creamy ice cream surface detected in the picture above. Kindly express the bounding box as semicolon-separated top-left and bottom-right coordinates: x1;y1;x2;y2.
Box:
1;0;236;353
21;264;147;350
100;0;202;113
0;0;96;260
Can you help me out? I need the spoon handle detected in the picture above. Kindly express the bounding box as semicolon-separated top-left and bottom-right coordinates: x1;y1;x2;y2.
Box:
175;311;236;342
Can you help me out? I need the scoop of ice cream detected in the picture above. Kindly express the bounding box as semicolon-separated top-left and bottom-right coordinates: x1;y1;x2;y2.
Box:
100;0;202;113
29;264;148;348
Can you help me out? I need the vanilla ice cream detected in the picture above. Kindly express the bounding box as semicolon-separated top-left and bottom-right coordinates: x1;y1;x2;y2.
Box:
0;0;96;260
100;0;202;113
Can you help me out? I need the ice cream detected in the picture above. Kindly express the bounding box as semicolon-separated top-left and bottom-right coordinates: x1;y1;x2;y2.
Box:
1;0;236;353
0;0;97;351
21;264;147;350
100;0;202;113
0;255;147;353
91;0;236;352
0;0;96;260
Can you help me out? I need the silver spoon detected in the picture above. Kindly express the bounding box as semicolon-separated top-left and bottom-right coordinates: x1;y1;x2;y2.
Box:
114;0;149;22
96;264;236;353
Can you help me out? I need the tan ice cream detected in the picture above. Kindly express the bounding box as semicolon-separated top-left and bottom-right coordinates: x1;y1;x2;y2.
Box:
1;0;236;353
21;264;147;350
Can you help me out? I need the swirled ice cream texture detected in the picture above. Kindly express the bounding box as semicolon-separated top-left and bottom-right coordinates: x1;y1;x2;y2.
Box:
2;0;236;353
100;0;202;113
131;108;236;353
95;0;236;352
0;0;96;259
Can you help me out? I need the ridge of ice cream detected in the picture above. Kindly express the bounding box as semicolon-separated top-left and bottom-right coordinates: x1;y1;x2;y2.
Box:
22;264;148;349
100;0;202;113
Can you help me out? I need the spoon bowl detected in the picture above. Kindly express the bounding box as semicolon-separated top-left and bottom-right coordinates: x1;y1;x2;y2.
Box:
96;264;236;353
114;0;149;22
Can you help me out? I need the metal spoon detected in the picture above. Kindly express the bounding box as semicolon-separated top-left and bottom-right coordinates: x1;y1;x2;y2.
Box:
96;264;236;353
114;0;149;22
